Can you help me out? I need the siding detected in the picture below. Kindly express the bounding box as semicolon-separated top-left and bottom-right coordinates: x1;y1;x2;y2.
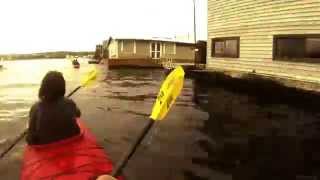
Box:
118;40;149;59
123;40;134;53
207;0;320;80
115;40;195;62
161;42;175;59
164;42;175;55
175;45;195;62
118;40;134;58
162;43;195;62
108;40;118;58
135;41;150;58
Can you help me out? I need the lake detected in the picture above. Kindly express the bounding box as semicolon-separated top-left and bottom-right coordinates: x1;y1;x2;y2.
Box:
0;59;319;180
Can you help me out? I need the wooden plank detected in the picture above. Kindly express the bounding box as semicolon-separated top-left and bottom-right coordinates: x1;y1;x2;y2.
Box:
209;0;319;18
209;0;308;11
209;11;320;25
240;51;273;56
239;47;273;51
209;27;320;36
209;5;320;21
208;20;320;32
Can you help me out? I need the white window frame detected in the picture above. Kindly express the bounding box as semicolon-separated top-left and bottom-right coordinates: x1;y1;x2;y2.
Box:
133;40;136;54
149;43;152;57
150;42;161;59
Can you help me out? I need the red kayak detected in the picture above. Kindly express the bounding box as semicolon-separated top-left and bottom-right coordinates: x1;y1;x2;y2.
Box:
21;119;122;180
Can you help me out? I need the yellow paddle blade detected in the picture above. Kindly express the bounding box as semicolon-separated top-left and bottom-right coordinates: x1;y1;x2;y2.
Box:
150;66;185;121
81;69;98;87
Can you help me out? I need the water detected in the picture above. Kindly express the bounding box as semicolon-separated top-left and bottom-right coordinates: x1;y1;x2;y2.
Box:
0;59;319;179
0;59;96;141
192;74;320;180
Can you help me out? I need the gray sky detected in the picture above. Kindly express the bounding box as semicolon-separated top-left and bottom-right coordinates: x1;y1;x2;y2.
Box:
0;0;207;54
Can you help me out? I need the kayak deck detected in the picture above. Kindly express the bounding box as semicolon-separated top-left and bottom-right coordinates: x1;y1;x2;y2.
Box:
21;119;121;180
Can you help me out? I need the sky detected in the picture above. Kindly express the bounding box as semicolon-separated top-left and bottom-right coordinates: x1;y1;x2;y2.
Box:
0;0;207;54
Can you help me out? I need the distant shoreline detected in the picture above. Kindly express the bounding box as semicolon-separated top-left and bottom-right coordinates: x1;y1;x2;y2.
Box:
0;51;94;61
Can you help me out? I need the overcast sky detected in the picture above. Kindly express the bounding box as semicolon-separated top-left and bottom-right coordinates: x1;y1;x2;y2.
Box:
0;0;207;54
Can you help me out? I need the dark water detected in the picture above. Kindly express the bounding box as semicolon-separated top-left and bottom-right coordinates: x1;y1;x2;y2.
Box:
192;73;320;180
0;59;320;180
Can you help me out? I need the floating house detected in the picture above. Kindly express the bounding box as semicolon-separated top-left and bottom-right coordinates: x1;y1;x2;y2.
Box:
106;37;195;68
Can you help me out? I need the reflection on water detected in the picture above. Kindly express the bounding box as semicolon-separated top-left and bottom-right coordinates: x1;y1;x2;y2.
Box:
192;74;320;180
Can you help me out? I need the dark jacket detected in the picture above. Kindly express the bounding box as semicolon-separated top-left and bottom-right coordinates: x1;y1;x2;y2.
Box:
26;97;81;145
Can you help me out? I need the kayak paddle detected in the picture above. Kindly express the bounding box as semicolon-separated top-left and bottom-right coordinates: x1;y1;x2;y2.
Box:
68;69;97;97
0;69;98;159
111;66;185;177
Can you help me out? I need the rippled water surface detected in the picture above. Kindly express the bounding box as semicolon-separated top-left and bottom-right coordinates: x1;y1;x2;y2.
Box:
0;59;94;140
0;59;320;180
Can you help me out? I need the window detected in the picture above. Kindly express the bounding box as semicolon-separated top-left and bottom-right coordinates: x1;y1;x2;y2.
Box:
121;40;134;53
306;38;320;58
274;35;320;62
211;37;239;58
151;42;161;59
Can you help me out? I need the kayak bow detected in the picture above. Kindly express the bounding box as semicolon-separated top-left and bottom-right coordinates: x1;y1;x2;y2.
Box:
21;119;122;180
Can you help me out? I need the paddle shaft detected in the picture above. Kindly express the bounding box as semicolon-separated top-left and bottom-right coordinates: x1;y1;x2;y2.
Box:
0;85;83;159
67;86;82;98
111;119;155;177
0;129;27;158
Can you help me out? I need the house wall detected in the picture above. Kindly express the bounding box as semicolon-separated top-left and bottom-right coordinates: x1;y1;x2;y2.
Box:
161;42;175;59
123;40;134;53
117;40;150;59
117;40;134;58
175;44;195;62
112;39;195;63
135;41;150;58
162;43;195;63
207;0;320;80
108;40;118;59
164;42;175;55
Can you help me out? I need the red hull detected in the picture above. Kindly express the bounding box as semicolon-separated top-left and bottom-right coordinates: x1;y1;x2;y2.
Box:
73;65;80;69
21;119;121;180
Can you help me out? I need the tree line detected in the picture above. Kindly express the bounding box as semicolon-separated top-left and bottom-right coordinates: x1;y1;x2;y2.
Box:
0;51;94;60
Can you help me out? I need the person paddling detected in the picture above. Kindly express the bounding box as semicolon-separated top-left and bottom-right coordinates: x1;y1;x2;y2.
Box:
26;71;81;145
73;58;80;65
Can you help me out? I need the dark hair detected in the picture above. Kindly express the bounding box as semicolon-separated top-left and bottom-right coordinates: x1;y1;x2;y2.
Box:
39;71;66;102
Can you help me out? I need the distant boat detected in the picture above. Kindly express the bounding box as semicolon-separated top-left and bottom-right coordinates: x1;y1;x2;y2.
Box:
73;64;80;69
72;58;80;69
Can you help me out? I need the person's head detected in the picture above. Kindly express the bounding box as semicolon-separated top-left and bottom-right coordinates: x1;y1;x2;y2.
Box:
39;71;66;102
